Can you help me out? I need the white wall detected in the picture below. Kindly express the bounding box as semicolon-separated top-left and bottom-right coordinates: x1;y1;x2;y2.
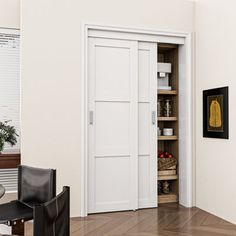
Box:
21;0;195;216
0;0;20;29
195;0;236;224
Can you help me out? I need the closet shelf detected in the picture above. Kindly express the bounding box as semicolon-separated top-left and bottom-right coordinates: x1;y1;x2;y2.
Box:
158;117;177;121
158;90;177;95
158;193;178;204
158;136;178;141
158;175;178;181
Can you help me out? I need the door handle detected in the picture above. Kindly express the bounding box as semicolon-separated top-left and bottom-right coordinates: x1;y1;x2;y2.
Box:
89;111;93;125
152;111;156;125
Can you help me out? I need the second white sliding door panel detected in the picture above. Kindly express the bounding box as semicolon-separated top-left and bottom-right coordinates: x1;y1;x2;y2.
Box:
138;42;157;208
88;38;138;213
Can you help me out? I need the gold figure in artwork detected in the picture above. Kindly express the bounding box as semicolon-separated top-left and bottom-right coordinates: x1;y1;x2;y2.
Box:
209;99;222;127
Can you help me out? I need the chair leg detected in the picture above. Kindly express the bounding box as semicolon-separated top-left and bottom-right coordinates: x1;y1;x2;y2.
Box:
12;220;24;236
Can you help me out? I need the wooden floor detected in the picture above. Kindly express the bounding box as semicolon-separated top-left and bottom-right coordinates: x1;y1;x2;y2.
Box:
26;204;236;236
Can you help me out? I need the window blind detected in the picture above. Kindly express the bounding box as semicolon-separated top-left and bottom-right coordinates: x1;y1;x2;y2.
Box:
0;168;17;192
0;29;20;152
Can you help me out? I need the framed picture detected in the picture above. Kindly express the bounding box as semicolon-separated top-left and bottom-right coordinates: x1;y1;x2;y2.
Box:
203;86;229;139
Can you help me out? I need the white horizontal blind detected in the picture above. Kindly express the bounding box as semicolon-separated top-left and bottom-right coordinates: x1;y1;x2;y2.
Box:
0;168;17;192
0;29;20;152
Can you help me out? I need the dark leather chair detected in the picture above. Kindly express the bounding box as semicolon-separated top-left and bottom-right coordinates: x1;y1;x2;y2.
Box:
0;165;56;236
0;184;5;199
0;185;12;236
33;186;70;236
18;165;56;207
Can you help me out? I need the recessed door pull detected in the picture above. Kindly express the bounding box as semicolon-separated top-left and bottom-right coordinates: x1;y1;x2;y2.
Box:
89;111;93;125
152;111;156;125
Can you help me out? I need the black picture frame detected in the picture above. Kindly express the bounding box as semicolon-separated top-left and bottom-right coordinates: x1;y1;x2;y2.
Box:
203;86;229;139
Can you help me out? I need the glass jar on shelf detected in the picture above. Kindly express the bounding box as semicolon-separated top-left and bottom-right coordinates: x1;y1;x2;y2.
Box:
164;99;172;117
157;98;163;117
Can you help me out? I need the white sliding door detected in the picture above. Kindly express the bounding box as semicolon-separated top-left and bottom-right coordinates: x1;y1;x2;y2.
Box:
88;37;138;213
138;42;157;208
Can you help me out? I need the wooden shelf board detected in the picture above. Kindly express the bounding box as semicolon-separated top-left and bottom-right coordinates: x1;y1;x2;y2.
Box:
158;193;178;204
158;117;177;121
158;44;178;50
158;175;178;181
158;136;178;141
158;90;177;95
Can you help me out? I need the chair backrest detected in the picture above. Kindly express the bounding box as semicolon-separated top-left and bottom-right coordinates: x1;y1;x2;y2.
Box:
33;186;70;236
18;165;56;206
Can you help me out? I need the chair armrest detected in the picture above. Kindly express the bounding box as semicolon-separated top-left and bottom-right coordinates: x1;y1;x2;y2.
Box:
0;184;5;199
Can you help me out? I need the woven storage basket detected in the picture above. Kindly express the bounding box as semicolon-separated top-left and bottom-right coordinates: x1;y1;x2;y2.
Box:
158;157;177;171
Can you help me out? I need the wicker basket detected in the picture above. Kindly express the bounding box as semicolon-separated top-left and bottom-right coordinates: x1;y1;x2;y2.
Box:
158;157;177;171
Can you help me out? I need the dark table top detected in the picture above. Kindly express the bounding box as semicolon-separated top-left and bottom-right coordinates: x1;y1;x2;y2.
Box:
0;200;33;224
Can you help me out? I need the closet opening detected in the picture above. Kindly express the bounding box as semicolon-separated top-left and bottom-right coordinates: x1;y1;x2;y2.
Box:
157;44;179;204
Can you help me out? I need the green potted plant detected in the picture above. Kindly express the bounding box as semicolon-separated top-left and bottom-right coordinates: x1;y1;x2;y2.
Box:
0;121;18;153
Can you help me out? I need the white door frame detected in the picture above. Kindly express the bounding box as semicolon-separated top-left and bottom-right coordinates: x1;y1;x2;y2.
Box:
80;22;195;217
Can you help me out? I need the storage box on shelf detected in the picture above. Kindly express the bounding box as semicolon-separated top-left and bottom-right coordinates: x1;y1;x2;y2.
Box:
158;193;178;204
159;166;176;176
158;165;177;180
157;62;172;91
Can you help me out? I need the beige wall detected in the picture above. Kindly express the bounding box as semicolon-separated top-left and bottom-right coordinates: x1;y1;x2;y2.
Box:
0;0;20;28
195;0;236;224
21;0;195;216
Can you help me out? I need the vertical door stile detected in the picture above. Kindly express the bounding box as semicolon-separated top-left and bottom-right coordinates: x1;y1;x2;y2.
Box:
150;43;158;207
88;37;96;213
138;42;157;209
130;40;139;210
